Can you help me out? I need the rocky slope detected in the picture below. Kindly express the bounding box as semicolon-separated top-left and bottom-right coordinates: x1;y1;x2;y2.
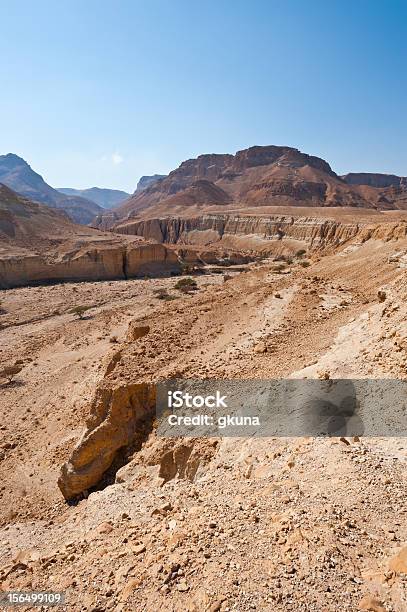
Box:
94;145;407;229
0;154;104;224
0;185;180;288
58;187;131;209
0;184;87;246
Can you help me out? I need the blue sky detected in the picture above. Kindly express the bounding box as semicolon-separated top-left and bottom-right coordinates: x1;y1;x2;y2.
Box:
1;0;406;191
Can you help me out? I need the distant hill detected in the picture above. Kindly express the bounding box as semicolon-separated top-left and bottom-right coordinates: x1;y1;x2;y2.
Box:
342;172;407;188
57;186;130;209
0;154;104;224
135;174;166;192
342;173;407;210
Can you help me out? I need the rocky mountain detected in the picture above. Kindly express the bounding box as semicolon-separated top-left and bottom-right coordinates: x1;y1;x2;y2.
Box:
342;172;407;210
57;186;131;209
0;154;104;224
342;172;407;188
135;174;166;192
102;145;396;227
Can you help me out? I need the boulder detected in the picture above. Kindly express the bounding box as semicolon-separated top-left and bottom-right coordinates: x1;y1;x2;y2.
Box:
127;323;150;342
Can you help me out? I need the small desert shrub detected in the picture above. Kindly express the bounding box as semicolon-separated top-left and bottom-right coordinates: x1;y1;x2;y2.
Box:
174;277;198;293
69;305;93;319
274;254;293;264
272;263;287;273
0;364;22;384
295;249;306;257
154;288;176;301
154;288;168;298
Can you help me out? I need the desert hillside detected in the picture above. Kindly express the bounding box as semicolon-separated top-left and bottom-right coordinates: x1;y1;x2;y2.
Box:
0;211;406;610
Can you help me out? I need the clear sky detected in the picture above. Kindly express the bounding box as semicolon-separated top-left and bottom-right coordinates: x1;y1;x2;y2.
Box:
1;0;406;191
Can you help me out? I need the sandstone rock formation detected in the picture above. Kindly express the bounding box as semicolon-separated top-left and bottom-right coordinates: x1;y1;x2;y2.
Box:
58;382;156;499
0;242;181;288
114;213;363;250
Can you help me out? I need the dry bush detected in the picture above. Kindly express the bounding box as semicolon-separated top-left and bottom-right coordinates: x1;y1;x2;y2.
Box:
154;288;176;301
272;263;287;273
174;277;198;293
69;305;93;319
0;364;23;384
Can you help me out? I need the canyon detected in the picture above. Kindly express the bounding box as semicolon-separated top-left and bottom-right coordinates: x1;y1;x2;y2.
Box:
3;185;407;290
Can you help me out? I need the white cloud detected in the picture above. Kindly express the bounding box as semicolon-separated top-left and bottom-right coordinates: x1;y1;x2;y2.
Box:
112;152;123;165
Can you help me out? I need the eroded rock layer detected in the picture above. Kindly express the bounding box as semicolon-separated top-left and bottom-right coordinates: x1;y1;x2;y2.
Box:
0;243;180;289
115;214;362;249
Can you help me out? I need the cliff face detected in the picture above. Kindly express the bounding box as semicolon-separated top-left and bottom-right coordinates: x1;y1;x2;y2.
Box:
114;214;362;250
135;174;166;192
0;243;180;289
